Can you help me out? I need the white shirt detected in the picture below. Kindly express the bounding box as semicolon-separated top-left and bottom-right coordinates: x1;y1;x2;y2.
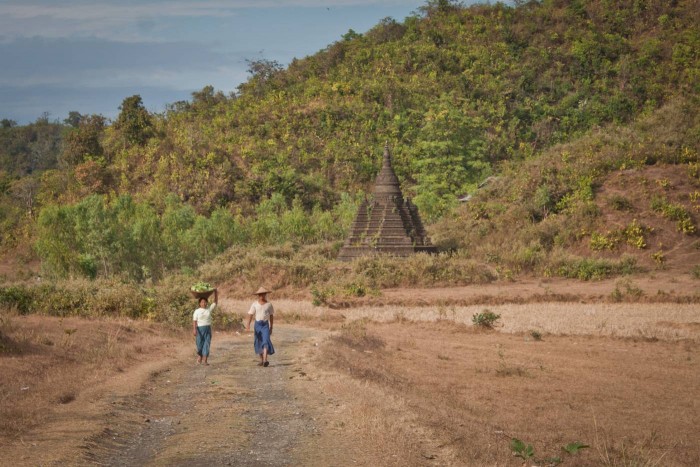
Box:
248;301;274;322
193;303;216;326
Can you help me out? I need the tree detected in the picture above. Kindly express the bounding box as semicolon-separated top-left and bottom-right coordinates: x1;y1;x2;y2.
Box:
237;58;284;97
342;29;361;41
191;85;226;108
25;119;63;173
35;204;80;278
406;94;490;221
64;111;84;128
419;0;461;17
114;95;154;146
60;114;106;166
10;176;40;217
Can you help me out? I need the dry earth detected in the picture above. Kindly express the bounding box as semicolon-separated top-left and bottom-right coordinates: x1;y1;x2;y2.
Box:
1;283;699;466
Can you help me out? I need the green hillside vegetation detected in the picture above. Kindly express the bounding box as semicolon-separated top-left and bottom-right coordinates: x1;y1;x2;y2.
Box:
0;0;699;315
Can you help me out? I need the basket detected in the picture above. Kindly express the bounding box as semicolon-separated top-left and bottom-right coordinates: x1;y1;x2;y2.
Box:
190;289;214;300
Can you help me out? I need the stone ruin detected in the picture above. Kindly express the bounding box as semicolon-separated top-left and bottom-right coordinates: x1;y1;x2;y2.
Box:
338;144;437;261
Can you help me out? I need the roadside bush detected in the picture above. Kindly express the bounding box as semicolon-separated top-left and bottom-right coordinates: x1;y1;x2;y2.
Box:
609;278;644;302
0;278;215;328
310;284;334;306
32;283;89;316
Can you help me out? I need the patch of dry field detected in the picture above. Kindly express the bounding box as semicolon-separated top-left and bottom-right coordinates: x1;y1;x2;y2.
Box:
0;312;181;444
229;298;700;341
254;298;700;466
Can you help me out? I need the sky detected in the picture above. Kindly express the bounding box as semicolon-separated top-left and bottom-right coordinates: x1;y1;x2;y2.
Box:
0;0;431;124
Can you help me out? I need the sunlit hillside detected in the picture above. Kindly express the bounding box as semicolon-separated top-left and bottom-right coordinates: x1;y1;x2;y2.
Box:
0;0;698;289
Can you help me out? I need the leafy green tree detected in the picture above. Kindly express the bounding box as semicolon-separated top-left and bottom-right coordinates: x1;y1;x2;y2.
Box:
114;95;154;147
35;204;80;278
406;94;490;220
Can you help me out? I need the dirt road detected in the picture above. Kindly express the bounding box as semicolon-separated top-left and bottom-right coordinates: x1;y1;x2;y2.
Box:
82;326;350;466
1;325;381;466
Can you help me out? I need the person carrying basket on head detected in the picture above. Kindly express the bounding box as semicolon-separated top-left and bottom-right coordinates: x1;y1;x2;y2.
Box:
245;286;275;367
192;287;218;365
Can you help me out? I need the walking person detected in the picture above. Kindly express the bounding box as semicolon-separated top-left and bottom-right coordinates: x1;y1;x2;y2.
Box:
245;286;275;367
193;288;218;365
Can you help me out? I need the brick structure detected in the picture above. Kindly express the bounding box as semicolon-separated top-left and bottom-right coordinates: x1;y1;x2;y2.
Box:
338;144;436;261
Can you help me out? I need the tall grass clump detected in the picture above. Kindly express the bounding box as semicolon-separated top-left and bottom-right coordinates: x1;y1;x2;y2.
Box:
0;286;34;315
351;252;496;288
198;242;337;294
0;277;222;328
553;256;637;281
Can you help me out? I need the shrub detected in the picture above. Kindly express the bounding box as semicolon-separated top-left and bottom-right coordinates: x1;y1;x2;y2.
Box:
609;279;644;302
651;250;665;267
590;232;619;251
555;256;636;280
472;310;501;328
608;195;633;211
310;285;333;306
651;196;696;234
0;286;34;314
622;219;649;249
529;330;543;341
0;278;205;328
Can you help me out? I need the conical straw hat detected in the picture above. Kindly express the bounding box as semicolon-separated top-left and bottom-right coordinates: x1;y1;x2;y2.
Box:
253;286;271;295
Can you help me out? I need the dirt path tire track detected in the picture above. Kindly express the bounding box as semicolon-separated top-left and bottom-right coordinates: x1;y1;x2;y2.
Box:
87;326;328;466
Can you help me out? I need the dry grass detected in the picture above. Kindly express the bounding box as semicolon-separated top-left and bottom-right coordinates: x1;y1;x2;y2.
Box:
306;374;460;466
0;310;179;438
226;298;700;342
342;302;700;341
320;321;700;465
229;297;700;462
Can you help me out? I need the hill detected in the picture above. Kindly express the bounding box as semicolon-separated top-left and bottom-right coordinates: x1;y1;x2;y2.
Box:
0;0;698;288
